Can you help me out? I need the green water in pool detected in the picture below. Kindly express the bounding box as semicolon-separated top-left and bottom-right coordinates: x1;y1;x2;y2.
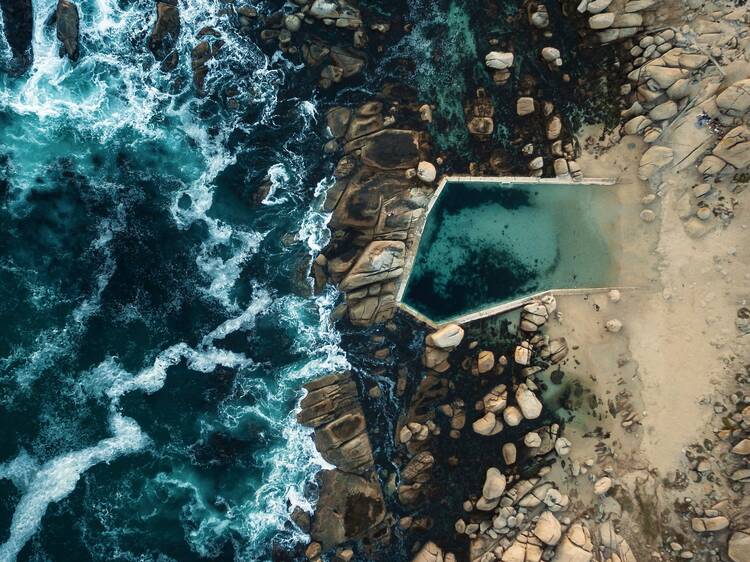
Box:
401;180;621;323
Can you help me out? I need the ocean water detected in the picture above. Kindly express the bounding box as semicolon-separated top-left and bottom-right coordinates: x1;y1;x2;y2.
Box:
0;0;349;559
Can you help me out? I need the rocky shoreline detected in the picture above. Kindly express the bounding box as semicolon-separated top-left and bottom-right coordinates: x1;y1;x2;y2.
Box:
282;0;750;560
4;0;748;559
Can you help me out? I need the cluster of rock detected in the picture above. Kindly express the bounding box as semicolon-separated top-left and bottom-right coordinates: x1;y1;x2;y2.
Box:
610;18;745;236
667;368;750;560
394;296;647;562
576;0;656;45
476;9;584;180
313;99;437;326
514;92;584;181
616;29;711;182
255;0;378;89
295;372;389;559
0;0;79;72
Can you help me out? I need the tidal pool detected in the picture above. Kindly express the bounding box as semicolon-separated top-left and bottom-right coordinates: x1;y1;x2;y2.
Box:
400;178;622;324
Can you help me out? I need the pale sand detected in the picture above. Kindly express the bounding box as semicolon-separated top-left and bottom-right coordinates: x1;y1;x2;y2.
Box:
548;122;749;483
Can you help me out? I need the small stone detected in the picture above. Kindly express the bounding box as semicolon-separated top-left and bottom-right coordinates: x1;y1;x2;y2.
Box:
534;511;562;545
503;443;517;464
482;467;507;500
554;437;572;456
729;530;750;562
589;12;615;29
640;209;656;222
485;51;514;70
305;542;322;560
691;516;729;532
399;426;412;443
516;385;543;419
593;476;613;495
608;289;621;302
696;207;711;221
515;344;532;365
504;406;523;427
284;14;302;32
426;324;464;349
517;97;535;116
605;319;623;333
732;439;750;455
692;183;711;198
542;46;561;63
417;161;437;183
477;350;495;374
525;432;542;448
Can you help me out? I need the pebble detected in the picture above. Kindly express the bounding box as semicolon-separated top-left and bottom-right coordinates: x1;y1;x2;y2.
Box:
640;209;656;222
555;437;572;456
593;476;613;495
605;319;623;333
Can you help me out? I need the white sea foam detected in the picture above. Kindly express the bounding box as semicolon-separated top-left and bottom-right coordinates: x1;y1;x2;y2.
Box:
261;163;290;206
0;450;39;493
0;413;148;562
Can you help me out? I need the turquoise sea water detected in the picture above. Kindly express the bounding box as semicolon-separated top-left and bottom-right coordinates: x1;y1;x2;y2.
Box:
0;0;351;559
402;180;621;323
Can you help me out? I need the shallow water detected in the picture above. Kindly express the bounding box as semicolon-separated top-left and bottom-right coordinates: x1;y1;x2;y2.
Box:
402;180;621;323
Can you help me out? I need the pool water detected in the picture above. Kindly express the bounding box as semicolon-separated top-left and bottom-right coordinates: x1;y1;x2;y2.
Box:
401;179;621;324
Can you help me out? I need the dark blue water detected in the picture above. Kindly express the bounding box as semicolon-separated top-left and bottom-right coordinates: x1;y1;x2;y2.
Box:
0;0;350;559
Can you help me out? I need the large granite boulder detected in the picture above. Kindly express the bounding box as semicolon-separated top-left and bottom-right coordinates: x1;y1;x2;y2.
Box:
329;168;413;229
552;522;593;562
297;372;374;473
502;531;543;562
56;0;79;61
148;1;180;71
713;125;750;169
311;469;387;550
413;541;444;562
729;529;750;562
340;241;405;292
357;130;421;170
717;79;750;118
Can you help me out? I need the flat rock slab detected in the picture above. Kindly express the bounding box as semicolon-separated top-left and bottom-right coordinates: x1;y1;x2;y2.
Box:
360;129;421;170
311;469;387;550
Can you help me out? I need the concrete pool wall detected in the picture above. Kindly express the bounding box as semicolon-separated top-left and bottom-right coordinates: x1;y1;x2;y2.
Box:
396;175;623;328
